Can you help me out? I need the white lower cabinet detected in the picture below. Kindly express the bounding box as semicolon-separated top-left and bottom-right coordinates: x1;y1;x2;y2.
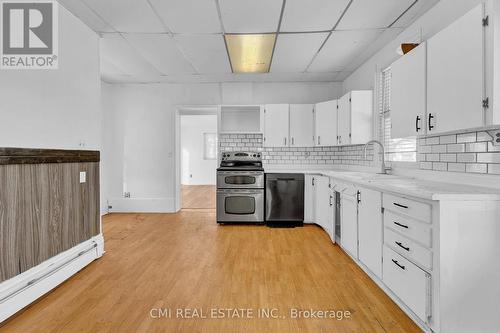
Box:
340;187;358;259
383;245;431;323
304;175;316;223
315;176;332;238
357;187;382;278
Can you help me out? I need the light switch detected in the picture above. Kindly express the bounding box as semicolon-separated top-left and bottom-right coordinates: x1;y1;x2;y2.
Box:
79;171;86;183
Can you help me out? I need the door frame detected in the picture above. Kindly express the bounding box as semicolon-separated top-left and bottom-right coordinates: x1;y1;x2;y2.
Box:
174;105;219;212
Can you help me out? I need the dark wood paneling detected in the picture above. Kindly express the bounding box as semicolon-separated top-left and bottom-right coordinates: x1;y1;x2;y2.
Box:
0;148;99;165
0;162;100;282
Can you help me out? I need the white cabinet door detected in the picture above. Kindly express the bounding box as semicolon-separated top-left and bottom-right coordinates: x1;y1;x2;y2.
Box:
350;90;373;144
358;187;382;278
341;192;358;258
391;42;427;138
264;104;289;147
304;175;316;223
289;104;314;147
315;176;331;234
427;5;484;134
328;183;336;243
314;100;338;146
337;93;351;145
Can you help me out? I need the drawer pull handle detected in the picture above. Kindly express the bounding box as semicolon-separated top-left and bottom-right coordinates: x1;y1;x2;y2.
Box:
396;241;410;252
394;221;409;229
393;202;409;209
392;259;405;270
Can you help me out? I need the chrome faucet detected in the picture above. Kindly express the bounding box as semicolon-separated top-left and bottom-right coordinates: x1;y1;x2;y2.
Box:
364;140;388;174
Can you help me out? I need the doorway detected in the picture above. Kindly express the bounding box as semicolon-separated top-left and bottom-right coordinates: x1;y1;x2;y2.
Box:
178;110;218;209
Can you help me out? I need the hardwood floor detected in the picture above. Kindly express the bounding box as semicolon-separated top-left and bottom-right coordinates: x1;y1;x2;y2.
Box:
1;211;422;333
182;185;216;209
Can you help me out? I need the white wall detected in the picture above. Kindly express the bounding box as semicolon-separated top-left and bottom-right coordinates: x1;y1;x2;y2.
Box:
181;115;217;185
0;5;101;150
103;81;340;212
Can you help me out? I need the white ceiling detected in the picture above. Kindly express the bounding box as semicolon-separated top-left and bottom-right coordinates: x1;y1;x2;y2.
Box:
57;0;439;83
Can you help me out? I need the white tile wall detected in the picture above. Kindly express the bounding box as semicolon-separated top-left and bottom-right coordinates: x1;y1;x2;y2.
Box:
219;133;374;167
419;128;500;174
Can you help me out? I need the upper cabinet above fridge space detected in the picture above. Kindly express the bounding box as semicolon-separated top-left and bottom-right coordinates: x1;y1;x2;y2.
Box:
263;94;373;148
389;4;489;139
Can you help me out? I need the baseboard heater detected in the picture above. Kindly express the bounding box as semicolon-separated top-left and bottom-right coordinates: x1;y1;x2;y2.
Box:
0;235;104;323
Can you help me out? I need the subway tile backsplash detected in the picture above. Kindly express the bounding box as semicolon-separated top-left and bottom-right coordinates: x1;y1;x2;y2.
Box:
418;129;500;174
219;127;500;175
219;134;374;167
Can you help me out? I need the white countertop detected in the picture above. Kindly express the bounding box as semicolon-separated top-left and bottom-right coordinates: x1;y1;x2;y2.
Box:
265;168;500;201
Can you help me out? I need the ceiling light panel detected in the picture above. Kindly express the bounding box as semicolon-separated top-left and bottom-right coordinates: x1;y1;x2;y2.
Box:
83;0;165;32
308;30;382;72
219;0;283;33
225;34;276;73
336;0;415;30
271;33;328;72
148;0;221;33
58;0;115;32
124;34;196;75
174;35;231;74
280;0;351;32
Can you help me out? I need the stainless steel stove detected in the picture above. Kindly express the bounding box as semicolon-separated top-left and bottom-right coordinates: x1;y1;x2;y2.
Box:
216;152;264;224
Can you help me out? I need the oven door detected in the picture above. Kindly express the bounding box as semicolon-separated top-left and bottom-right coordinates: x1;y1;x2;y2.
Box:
217;189;264;223
217;171;264;189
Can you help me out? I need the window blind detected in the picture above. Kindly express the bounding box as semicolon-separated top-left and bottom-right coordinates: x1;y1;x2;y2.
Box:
379;68;417;162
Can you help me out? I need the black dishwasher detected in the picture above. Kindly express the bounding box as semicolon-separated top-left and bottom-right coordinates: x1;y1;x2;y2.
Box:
265;173;304;227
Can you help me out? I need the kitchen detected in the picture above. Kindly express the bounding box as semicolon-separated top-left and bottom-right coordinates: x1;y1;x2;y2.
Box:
1;0;500;332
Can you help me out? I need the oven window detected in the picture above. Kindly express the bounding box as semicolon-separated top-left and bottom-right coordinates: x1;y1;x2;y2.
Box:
225;196;255;215
225;176;256;185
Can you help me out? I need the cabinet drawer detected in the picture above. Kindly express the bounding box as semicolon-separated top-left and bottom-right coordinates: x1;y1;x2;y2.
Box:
385;228;433;271
383;246;431;322
384;210;432;247
383;193;431;223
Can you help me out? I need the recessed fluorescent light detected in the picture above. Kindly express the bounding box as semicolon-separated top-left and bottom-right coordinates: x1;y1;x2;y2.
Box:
225;34;276;73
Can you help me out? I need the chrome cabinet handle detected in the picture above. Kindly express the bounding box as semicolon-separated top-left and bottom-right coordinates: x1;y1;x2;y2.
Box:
428;113;435;131
318;136;321;145
284;137;287;146
329;195;333;206
291;137;294;145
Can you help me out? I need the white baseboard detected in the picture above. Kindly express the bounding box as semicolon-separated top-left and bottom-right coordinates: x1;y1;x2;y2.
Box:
108;197;175;213
0;235;104;323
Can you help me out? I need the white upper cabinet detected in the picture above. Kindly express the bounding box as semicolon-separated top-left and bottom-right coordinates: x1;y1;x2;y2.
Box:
314;100;338;146
263;104;289;147
391;42;427;138
427;4;484;134
338;91;373;145
337;93;351;145
358;187;382;279
289;104;314;147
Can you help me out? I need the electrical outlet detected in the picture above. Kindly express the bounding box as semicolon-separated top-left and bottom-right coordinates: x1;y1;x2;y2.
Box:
124;192;131;198
493;130;500;146
79;171;86;183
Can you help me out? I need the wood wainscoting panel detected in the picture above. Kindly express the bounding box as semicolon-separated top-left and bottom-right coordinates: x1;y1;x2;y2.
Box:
0;162;100;282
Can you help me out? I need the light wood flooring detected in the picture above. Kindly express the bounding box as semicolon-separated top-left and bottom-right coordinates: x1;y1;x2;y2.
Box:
182;185;216;209
1;209;421;333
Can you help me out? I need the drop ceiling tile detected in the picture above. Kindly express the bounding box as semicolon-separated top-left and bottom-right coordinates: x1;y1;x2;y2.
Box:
271;33;328;72
308;30;382;72
58;0;115;32
336;0;415;30
83;0;165;32
100;34;160;77
219;0;283;33
174;35;231;74
124;34;196;75
148;0;221;33
280;0;351;32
